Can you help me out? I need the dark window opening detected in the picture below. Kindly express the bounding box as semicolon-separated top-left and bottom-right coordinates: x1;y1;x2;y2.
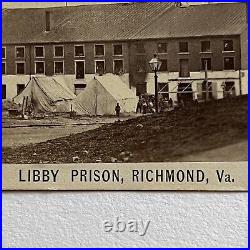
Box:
74;83;86;95
75;45;84;57
224;57;234;70
96;61;105;75
179;42;188;53
2;85;6;99
179;59;190;77
224;40;234;51
159;59;168;72
35;46;44;58
136;56;146;73
177;82;193;103
95;45;104;56
54;61;64;74
224;81;236;97
158;82;169;99
113;44;123;55
201;58;212;71
2;62;6;74
54;46;64;57
157;43;167;53
201;41;211;52
75;61;85;79
35;62;45;74
136;82;147;96
114;60;124;74
202;81;213;100
16;47;25;58
17;84;25;95
2;47;6;59
136;42;145;54
16;63;25;74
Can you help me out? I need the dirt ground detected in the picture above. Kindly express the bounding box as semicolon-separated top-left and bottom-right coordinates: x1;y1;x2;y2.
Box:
2;125;101;148
2;114;135;147
2;95;248;164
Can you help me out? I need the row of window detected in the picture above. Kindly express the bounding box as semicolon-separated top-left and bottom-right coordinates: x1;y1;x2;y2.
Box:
2;59;125;78
2;44;123;60
156;81;236;100
178;57;235;77
2;40;235;60
136;40;235;54
136;57;235;73
2;56;235;77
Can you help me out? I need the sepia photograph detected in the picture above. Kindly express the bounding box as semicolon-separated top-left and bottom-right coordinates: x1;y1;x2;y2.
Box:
2;1;248;165
2;2;248;248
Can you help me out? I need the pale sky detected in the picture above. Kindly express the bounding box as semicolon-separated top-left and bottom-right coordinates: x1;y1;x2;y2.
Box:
2;2;226;9
2;2;116;9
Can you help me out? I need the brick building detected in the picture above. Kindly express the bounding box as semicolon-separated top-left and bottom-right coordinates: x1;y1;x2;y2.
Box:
2;2;248;102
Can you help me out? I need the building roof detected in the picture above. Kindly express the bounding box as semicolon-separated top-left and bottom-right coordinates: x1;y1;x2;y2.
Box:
2;2;247;44
131;2;247;40
2;2;173;44
2;5;79;44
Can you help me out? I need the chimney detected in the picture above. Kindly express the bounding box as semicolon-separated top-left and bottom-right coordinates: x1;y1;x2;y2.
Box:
45;11;50;32
175;2;189;8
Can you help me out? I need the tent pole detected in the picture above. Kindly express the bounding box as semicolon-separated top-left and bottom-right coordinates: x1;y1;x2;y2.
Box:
22;96;25;117
95;86;98;116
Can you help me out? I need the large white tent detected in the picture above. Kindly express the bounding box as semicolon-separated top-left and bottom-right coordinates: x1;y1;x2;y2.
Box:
13;76;76;113
72;74;138;115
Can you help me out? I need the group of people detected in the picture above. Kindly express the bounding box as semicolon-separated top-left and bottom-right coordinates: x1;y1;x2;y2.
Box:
136;95;174;114
115;94;190;117
136;95;155;114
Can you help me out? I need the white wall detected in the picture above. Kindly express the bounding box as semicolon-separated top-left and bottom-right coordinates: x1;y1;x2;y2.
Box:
3;192;247;248
2;75;30;100
2;73;136;100
241;70;248;95
145;70;247;100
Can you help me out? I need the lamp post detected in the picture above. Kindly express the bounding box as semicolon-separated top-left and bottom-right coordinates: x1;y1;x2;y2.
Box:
149;55;162;113
204;59;209;102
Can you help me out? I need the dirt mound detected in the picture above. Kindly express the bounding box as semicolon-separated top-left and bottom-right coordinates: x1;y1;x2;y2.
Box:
2;95;248;163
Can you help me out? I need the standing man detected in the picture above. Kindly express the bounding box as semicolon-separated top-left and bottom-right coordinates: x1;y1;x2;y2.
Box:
115;103;121;117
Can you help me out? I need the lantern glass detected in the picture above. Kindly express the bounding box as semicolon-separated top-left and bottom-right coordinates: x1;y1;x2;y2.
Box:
149;56;162;71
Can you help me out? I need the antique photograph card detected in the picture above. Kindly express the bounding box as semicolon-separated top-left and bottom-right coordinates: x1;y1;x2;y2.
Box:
2;2;248;190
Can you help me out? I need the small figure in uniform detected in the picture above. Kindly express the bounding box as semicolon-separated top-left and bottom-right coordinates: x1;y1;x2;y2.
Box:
115;103;121;117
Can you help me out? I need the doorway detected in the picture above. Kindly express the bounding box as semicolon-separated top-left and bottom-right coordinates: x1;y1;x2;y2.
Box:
202;81;213;100
2;85;6;100
177;82;193;104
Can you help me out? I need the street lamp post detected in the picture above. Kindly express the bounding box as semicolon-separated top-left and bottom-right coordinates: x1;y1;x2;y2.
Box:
204;59;209;102
149;55;162;113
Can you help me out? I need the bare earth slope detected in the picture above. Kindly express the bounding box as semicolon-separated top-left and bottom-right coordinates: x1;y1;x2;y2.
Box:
2;95;248;163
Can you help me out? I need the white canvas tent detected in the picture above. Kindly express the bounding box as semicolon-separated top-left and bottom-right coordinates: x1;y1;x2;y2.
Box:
13;76;76;113
72;74;138;115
